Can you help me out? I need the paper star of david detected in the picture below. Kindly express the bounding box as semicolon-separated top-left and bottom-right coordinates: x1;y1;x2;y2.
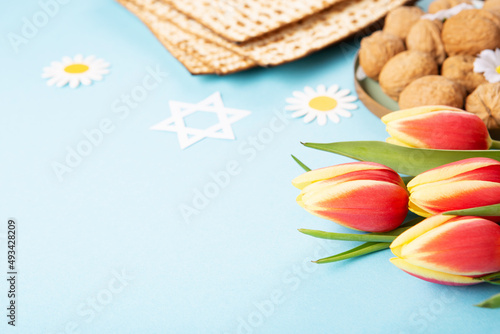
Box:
151;92;251;149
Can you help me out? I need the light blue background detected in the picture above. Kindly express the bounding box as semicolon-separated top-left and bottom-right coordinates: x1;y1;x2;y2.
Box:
2;0;499;333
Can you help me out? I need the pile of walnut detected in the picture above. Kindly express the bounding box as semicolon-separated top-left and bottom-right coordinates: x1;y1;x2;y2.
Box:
359;0;500;132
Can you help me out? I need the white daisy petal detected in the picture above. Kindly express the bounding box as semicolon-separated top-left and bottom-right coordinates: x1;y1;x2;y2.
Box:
303;111;317;123
339;103;359;110
88;73;103;81
84;55;96;63
291;109;310;118
339;95;358;103
327;112;340;123
285;84;357;125
62;56;73;64
93;69;110;75
46;77;59;86
304;86;316;97
474;48;500;83
55;77;70;87
484;71;500;83
286;97;303;104
336;109;352;118
42;55;110;88
327;84;339;94
336;89;351;98
292;91;308;99
69;77;80;88
80;77;92;86
317;113;327;126
480;50;498;67
285;104;304;111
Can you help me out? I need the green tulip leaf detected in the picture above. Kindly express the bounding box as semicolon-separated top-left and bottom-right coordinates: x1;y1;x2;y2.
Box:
476;271;500;285
443;203;500;216
476;293;500;309
302;141;500;176
299;218;423;243
314;242;390;264
298;229;397;242
291;155;311;172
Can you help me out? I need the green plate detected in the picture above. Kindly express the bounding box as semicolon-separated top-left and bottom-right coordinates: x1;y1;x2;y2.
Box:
354;54;400;118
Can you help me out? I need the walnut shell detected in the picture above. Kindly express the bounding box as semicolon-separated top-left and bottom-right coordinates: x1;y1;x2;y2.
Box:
484;0;500;10
359;31;405;80
428;0;472;14
379;50;438;101
465;83;500;130
406;19;446;65
399;75;466;109
383;6;425;40
442;9;500;56
441;55;487;93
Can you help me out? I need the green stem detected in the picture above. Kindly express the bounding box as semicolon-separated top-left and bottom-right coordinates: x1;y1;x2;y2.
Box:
298;229;397;242
298;217;423;243
477;271;500;285
314;242;390;264
491;140;500;150
291;155;311;172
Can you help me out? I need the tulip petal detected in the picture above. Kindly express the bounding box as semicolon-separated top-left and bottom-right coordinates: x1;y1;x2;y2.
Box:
301;180;408;232
407;158;500;191
381;105;463;123
385;110;491;150
390;257;479;286
292;161;398;189
400;217;500;275
391;214;454;257
409;180;500;217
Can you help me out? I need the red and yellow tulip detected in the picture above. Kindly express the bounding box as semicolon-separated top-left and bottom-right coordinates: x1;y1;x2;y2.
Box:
381;105;492;150
390;214;500;286
407;157;500;218
292;162;409;232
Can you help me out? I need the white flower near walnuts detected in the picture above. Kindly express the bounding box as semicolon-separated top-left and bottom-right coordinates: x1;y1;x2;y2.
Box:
474;49;500;84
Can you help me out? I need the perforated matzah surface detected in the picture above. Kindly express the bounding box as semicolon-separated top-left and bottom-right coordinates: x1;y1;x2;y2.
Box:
120;0;412;74
164;0;348;42
119;0;256;74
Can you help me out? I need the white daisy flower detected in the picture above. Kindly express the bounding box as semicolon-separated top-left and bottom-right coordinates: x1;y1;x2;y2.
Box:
474;48;500;83
285;84;358;126
421;3;475;21
41;55;110;88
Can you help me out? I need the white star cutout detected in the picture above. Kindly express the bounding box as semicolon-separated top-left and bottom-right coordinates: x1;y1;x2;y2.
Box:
151;92;251;149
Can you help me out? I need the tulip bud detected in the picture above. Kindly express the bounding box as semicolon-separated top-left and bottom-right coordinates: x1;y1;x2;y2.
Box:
381;105;492;150
292;162;409;232
407;157;500;218
390;214;500;285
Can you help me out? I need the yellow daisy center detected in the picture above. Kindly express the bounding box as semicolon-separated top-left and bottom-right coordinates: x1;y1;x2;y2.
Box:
496;65;500;74
308;96;337;111
64;64;89;74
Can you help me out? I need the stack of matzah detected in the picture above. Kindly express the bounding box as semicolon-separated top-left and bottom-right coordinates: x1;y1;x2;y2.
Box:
118;0;412;75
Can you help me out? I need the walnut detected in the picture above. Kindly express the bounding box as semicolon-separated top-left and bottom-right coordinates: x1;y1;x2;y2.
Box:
428;0;472;14
383;6;425;40
398;75;466;109
379;50;438;101
484;0;500;10
465;83;500;130
359;31;405;80
484;0;500;17
442;9;500;56
441;55;487;93
406;19;446;64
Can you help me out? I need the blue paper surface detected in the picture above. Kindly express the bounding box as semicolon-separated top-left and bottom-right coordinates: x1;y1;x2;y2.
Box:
2;0;500;333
